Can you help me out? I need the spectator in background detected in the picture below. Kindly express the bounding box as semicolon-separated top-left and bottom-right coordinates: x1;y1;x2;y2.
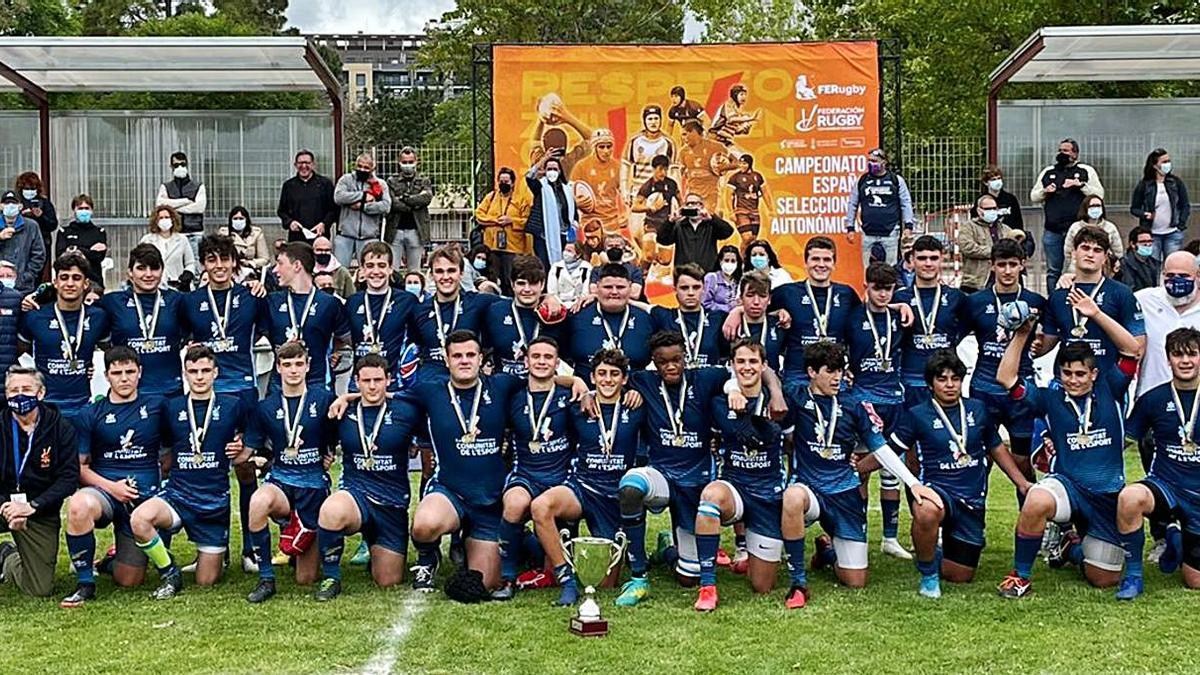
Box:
525;152;578;269
0;262;22;374
140;205;196;292
462;244;501;294
845;147;915;268
1131;148;1190;260
742;239;792;289
155;151;207;262
313;235;355;299
980;165;1024;232
1064;195;1123;275
277;149;337;243
474;167;531;293
957;193;1024;294
546;241;591;306
656;192;733;272
217;206;270;277
1030;138;1104;289
1118;225;1160;292
387;146;433;272
14;173;56;278
588;233;643;298
0;191;44;294
55;194;107;288
333;152;391;268
403;270;428;302
702;244;741;312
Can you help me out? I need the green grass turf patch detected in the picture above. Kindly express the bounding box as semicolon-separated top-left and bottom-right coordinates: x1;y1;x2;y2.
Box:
2;451;1198;673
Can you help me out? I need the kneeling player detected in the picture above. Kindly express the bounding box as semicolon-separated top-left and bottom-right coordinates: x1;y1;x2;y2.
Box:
889;350;1030;598
314;354;419;600
130;346;252;599
243;341;338;602
694;340;789;611
530;349;645;606
1117;327;1200;599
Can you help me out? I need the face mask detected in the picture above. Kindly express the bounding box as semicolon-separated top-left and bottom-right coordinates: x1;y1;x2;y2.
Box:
2;204;20;219
1136;244;1154;258
750;254;769;270
1160;162;1173;175
498;182;512;195
400;163;416;175
987;178;1003;192
868;161;884;175
472;258;487;271
981;209;999;224
315;253;332;266
1055;152;1071;166
75;209;92;224
173;165;189;179
1087;206;1104;220
606;247;623;262
545;170;560;183
720;261;738;276
7;393;38;415
562;251;577;264
157;218;174;232
231;218;246;231
355;169;371;182
21;189;37;200
0;278;14;289
1166;275;1196;299
319;286;336;295
405;283;422;296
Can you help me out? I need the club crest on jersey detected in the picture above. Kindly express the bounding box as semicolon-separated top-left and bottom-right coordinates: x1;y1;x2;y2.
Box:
275;408;285;420
119;429;134;450
309;402;318;417
502;314;513;325
139;405;148;419
383;411;393;425
104;413;117;424
199;301;209;311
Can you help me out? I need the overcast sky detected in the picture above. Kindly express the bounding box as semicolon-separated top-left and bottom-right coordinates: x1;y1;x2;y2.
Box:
286;0;454;34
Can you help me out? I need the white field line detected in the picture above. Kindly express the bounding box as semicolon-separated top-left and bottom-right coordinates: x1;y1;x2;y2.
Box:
359;594;428;675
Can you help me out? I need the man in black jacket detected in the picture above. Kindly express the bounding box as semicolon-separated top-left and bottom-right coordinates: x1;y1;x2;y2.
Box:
1117;225;1161;293
656;192;734;272
0;366;80;597
277;149;337;243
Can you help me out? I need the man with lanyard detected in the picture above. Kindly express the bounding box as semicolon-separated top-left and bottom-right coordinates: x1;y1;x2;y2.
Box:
313;353;421;601
844;262;909;560
566;263;654;382
410;245;506;383
614;330;785;606
779;342;940;609
893;235;965;408
409;330;527;592
183;234;268;573
529;348;646;607
18;252;110;422
721;271;786;371
1118;327;1200;600
995;299;1140;598
60;347;168;607
889;349;1030;599
483;255;565;377
959;239;1047;498
266;241;351;392
493;336;588;599
129;345;252;599
101;244;187;398
345;242;417;387
650;263;725;368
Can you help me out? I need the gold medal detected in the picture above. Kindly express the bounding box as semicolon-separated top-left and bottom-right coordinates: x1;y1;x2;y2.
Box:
285;445;298;459
528;440;542;453
672;434;685;447
1185;440;1198;454
462;431;476;443
364;457;375;470
1070;325;1087;338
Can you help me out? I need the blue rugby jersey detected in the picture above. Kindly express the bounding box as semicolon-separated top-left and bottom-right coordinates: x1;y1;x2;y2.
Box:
162;394;250;513
245;387;338;490
712;394;790;500
507;383;576;484
890;397;1002;508
19;303;110;414
182;284;267;394
345;288;417;377
101;288;187;397
337;397;420;508
650;306;725;368
628;367;729;487
769;281;859;379
960;287;1047;396
786;387;886;494
567;401;645;495
566;304;654;382
720;314;787;372
844;305;904;405
74;395;168;496
264;288;351;388
411;291;506;369
893;284;966;389
1126;382;1200;500
482;299;565;377
1042;278;1144;371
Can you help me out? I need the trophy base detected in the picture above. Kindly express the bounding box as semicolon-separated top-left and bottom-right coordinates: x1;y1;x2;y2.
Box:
569;616;609;637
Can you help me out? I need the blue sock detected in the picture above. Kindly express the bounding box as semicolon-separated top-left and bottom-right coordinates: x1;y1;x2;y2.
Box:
735;530;747;550
250;526;275;581
820;541;837;566
882;498;900;539
553;562;576;588
663;544;679;569
238;478;257;556
622;518;648;576
522;528;544;567
1014;530;1042;579
1162;526;1183;572
1067;540;1085;566
415;539;440;568
66;532;96;584
916;557;938;577
1121;527;1145;579
784;537;807;587
499;519;524;582
318;526;344;581
697;533;721;586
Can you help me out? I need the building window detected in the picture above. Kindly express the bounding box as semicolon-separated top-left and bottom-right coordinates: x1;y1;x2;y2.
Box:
356;73;366;87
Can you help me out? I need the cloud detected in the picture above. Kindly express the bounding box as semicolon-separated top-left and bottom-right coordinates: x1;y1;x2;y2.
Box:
287;0;454;34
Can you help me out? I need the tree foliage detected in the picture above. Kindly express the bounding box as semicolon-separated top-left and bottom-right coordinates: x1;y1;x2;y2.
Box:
346;89;446;149
0;0;79;36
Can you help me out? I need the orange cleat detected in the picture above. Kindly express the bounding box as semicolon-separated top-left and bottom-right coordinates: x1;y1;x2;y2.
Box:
785;585;808;609
693;584;719;612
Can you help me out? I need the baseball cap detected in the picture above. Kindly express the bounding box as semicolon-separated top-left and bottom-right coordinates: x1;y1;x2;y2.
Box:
0;191;18;204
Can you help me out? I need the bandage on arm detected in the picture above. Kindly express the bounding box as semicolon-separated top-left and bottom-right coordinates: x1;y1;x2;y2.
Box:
869;443;920;488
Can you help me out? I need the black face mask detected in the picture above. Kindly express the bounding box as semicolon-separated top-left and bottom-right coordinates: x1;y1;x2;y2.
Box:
315;253;332;266
355;169;371;182
498;182;512;195
606;247;623;262
1055;152;1071;166
319;286;336;295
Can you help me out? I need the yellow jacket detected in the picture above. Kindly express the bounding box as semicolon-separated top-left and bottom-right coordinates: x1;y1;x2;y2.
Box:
474;187;532;255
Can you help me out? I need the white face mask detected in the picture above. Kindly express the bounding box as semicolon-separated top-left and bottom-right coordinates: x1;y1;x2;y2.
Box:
1087;206;1104;220
562;250;577;263
2;204;19;219
981;209;999;224
21;189;37;200
157;218;174;232
987;178;1003;192
231;218;247;231
0;277;14;289
172;165;189;179
545;170;560;183
720;261;738;276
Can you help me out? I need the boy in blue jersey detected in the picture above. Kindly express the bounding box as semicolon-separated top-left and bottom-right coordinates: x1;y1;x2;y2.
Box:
958;239;1047;498
243;341;339;602
265;241;352;391
1117;327;1200;600
530;349;646;606
693;340;789;611
893;236;965;408
60;347;168;608
313;354;421;601
650;264;725;368
345;242;418;385
720;271;787;372
845;262;910;560
409;245;507;380
101;244;186;398
996;304;1140;598
129;346;252;599
483;255;567;377
1037;225;1146;375
891;350;1031;599
566;263;655;382
18;253;110;421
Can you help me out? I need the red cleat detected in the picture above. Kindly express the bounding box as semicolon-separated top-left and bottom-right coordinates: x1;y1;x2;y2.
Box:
785;585;808;609
730;548;749;575
516;568;556;590
715;548;732;567
997;571;1032;599
694;584;718;612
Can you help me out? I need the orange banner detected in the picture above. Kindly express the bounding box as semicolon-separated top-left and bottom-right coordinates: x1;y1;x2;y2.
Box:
492;42;880;303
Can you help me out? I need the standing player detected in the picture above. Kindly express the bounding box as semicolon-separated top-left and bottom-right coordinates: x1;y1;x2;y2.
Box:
573;128;629;239
722;271;787;371
565;264;654;382
530;349;645;606
344;242;417;386
410;245;506;382
710;84;760;155
679;121;732;216
890;350;1031;598
893;235;965;408
19;253;110;421
265;241;351;391
650;264;725;369
243;341;339;602
727;154;770;247
313;354;420;600
101;244;187;398
622;105;675;240
631;155;680;266
129;345;252;599
483;255;563;377
60;347;166;607
995;302;1140;597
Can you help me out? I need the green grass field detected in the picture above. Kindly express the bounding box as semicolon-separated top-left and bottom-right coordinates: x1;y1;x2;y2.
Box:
2;452;1196;674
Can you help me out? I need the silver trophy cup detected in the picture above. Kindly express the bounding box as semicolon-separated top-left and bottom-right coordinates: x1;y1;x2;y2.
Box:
560;529;627;637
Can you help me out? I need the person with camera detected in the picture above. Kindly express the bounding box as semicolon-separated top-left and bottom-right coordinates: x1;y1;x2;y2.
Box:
655;192;734;273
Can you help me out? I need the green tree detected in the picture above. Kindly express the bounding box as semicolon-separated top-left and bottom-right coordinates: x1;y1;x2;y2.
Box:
346;88;445;149
73;0;162;35
212;0;287;33
1;0;79;36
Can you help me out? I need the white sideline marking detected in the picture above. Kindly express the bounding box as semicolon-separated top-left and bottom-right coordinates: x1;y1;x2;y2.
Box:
359;594;428;675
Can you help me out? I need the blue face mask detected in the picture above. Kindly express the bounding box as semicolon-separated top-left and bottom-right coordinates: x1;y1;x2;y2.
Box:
1136;244;1154;258
7;393;38;415
405;283;422;296
1166;275;1196;298
75;209;93;224
750;254;770;270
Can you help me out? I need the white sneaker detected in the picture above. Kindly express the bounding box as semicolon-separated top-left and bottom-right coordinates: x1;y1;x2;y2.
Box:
1147;538;1167;565
881;538;913;560
241;553;260;574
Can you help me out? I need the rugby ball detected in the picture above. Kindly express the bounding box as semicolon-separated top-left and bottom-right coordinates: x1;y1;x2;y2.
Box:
538;93;564;124
573;182;596;212
997;300;1032;332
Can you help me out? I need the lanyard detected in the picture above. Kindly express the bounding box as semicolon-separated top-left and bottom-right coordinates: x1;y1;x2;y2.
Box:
914;285;942;338
526;385;557;443
511;303;540;354
676;308;706;365
1171;385;1200;447
1069;278;1105;337
53;304;86;362
810;390;840;452
363;288;394;344
434;295;462;344
282;390;307;450
804;282;831;338
932;399;968;455
596;400;621;454
286;289;318;340
659;375;688;440
206;285;233;339
447;380;483;440
1065;392;1093;434
132;290;162;340
187;396;216;459
355;401;387;462
740;315;769;348
599;305;631;350
865;307;893;364
10;418;34;492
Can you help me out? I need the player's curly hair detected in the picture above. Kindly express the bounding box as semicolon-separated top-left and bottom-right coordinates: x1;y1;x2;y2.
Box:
804;341;846;374
649;330;685;355
923;349;967;387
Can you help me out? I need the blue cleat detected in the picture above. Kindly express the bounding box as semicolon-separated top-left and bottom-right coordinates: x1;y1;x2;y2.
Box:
555;580;579;606
1115;576;1143;601
615;576;650;607
918;573;941;599
350;541;370;566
